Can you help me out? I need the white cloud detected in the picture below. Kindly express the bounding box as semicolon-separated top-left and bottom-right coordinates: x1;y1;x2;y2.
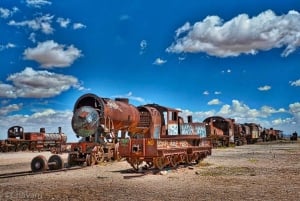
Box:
8;14;54;34
140;40;147;55
28;32;36;43
0;104;23;116
73;23;87;30
214;91;222;95
208;99;221;105
26;0;52;8
0;43;16;51
23;40;82;68
0;7;18;18
153;58;167;65
258;85;271;91
290;79;300;87
167;10;300;57
0;67;83;98
203;90;209;95
57;17;71;28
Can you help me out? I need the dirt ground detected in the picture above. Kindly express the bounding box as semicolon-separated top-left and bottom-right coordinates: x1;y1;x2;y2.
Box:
0;140;299;201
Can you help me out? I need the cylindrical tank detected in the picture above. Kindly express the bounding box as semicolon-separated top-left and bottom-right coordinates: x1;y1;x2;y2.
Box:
72;93;140;137
44;133;67;142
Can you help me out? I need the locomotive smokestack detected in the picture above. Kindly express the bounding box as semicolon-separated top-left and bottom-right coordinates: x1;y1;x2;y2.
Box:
58;127;62;134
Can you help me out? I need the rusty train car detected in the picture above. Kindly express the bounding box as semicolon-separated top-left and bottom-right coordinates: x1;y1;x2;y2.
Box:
54;93;212;171
0;126;67;152
203;116;281;147
203;116;236;147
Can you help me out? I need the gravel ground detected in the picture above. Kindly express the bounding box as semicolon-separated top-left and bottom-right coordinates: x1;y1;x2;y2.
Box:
0;140;299;201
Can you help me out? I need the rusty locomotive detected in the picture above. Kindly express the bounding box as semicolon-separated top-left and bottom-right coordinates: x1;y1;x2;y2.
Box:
30;93;211;171
203;116;282;147
0;126;67;152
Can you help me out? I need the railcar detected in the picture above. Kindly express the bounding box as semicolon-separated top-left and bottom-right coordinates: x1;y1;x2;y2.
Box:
119;104;212;170
244;123;261;144
203;116;235;147
0;126;67;152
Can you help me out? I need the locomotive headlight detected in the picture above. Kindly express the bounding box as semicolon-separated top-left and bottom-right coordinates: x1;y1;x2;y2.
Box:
71;106;99;137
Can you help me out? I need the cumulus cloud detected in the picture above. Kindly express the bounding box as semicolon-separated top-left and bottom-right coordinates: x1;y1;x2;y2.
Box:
0;7;18;18
203;91;209;95
73;23;87;30
208;99;221;105
26;0;52;8
8;14;54;34
214;91;222;95
23;40;82;68
57;17;71;28
0;104;23;116
258;85;271;91
153;58;167;65
0;67;83;98
290;79;300;87
167;10;300;57
0;43;16;51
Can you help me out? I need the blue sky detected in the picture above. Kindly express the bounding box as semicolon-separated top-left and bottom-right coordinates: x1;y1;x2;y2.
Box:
0;0;299;142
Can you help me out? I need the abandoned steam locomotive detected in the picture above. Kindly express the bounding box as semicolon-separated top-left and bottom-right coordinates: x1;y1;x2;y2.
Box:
67;93;212;170
0;126;67;152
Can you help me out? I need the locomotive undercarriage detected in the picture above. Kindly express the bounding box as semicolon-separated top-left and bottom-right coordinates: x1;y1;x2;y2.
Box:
67;141;118;167
126;148;211;171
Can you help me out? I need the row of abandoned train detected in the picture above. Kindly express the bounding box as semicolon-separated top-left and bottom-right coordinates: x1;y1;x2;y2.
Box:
25;93;283;172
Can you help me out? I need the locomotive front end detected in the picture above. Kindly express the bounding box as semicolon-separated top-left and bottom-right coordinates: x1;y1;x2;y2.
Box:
71;93;141;138
72;105;100;138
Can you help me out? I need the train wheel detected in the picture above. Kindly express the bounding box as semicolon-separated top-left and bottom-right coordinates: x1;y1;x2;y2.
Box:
21;144;28;151
169;155;178;168
31;155;48;172
67;154;78;167
92;146;104;164
145;161;154;169
195;153;202;164
186;154;193;165
154;157;165;170
127;157;142;171
48;155;64;170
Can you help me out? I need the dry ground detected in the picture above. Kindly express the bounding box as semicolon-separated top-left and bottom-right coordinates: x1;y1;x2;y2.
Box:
0;140;300;201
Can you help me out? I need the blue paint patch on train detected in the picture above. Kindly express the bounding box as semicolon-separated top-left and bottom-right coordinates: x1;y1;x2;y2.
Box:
168;124;178;135
154;126;161;139
167;123;207;137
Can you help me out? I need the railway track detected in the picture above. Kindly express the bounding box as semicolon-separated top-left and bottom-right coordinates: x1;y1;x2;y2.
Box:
0;166;84;179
